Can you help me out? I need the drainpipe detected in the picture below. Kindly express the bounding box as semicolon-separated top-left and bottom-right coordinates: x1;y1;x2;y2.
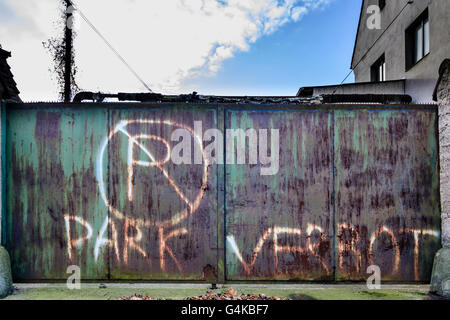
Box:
430;59;450;298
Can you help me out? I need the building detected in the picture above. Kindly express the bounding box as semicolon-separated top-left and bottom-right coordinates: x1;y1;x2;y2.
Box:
298;0;450;104
0;47;21;103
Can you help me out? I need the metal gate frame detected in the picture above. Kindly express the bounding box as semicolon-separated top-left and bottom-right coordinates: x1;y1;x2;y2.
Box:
1;102;441;282
1;100;6;247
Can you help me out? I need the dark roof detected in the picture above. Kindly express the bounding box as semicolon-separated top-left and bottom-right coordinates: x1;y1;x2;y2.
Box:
73;91;323;104
320;94;412;104
72;91;412;105
0;47;21;101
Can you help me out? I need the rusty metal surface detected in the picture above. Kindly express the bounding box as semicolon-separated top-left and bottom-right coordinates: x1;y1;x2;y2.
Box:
3;103;441;282
106;107;218;280
5;104;219;281
334;109;441;281
6;107;109;280
225;108;334;280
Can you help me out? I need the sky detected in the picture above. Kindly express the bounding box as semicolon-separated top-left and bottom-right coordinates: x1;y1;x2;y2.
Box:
0;0;362;101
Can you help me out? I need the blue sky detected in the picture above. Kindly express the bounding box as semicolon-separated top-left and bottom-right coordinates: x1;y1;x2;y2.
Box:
1;0;363;101
187;0;362;96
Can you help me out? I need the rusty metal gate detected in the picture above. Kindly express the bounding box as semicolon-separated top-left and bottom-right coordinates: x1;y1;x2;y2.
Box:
1;102;441;282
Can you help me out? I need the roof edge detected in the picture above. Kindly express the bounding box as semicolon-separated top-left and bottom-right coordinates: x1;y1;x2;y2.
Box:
297;79;406;97
351;0;365;69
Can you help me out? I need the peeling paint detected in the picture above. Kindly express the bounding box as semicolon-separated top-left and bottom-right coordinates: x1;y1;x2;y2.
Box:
4;103;441;282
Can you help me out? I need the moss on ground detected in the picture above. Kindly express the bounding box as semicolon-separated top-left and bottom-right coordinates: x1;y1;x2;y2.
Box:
1;286;443;300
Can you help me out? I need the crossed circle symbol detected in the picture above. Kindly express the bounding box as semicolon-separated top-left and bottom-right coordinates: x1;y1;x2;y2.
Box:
97;119;209;228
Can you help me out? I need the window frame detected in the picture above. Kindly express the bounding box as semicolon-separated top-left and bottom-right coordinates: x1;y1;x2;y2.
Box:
371;54;386;82
405;9;430;71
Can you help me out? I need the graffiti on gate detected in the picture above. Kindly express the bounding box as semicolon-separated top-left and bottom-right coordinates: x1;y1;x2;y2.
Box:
65;119;209;272
63;118;440;279
226;224;439;280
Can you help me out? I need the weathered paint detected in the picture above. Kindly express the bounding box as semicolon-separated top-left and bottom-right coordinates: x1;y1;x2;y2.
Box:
3;103;441;282
225;108;333;281
334;109;441;281
105;106;219;280
5;104;219;281
6;107;109;280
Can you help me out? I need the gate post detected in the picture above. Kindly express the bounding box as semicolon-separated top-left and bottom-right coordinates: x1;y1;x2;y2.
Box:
0;101;2;243
0;101;13;298
431;59;450;298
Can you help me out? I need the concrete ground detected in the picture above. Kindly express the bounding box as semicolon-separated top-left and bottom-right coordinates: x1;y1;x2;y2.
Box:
1;283;447;300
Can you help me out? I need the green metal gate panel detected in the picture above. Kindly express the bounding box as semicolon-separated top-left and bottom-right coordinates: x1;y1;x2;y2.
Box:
6;106;109;280
5;104;219;281
106;106;219;280
225;108;334;280
3;103;441;282
334;109;441;281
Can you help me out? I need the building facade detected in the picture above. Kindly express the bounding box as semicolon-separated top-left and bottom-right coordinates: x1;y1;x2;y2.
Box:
352;0;450;103
298;0;450;104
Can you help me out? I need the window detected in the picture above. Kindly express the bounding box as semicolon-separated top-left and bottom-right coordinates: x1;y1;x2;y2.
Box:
406;9;430;70
371;54;386;82
379;0;386;10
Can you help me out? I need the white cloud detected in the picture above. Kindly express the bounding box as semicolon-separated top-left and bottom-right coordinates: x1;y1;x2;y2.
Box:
0;0;331;100
292;7;308;21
